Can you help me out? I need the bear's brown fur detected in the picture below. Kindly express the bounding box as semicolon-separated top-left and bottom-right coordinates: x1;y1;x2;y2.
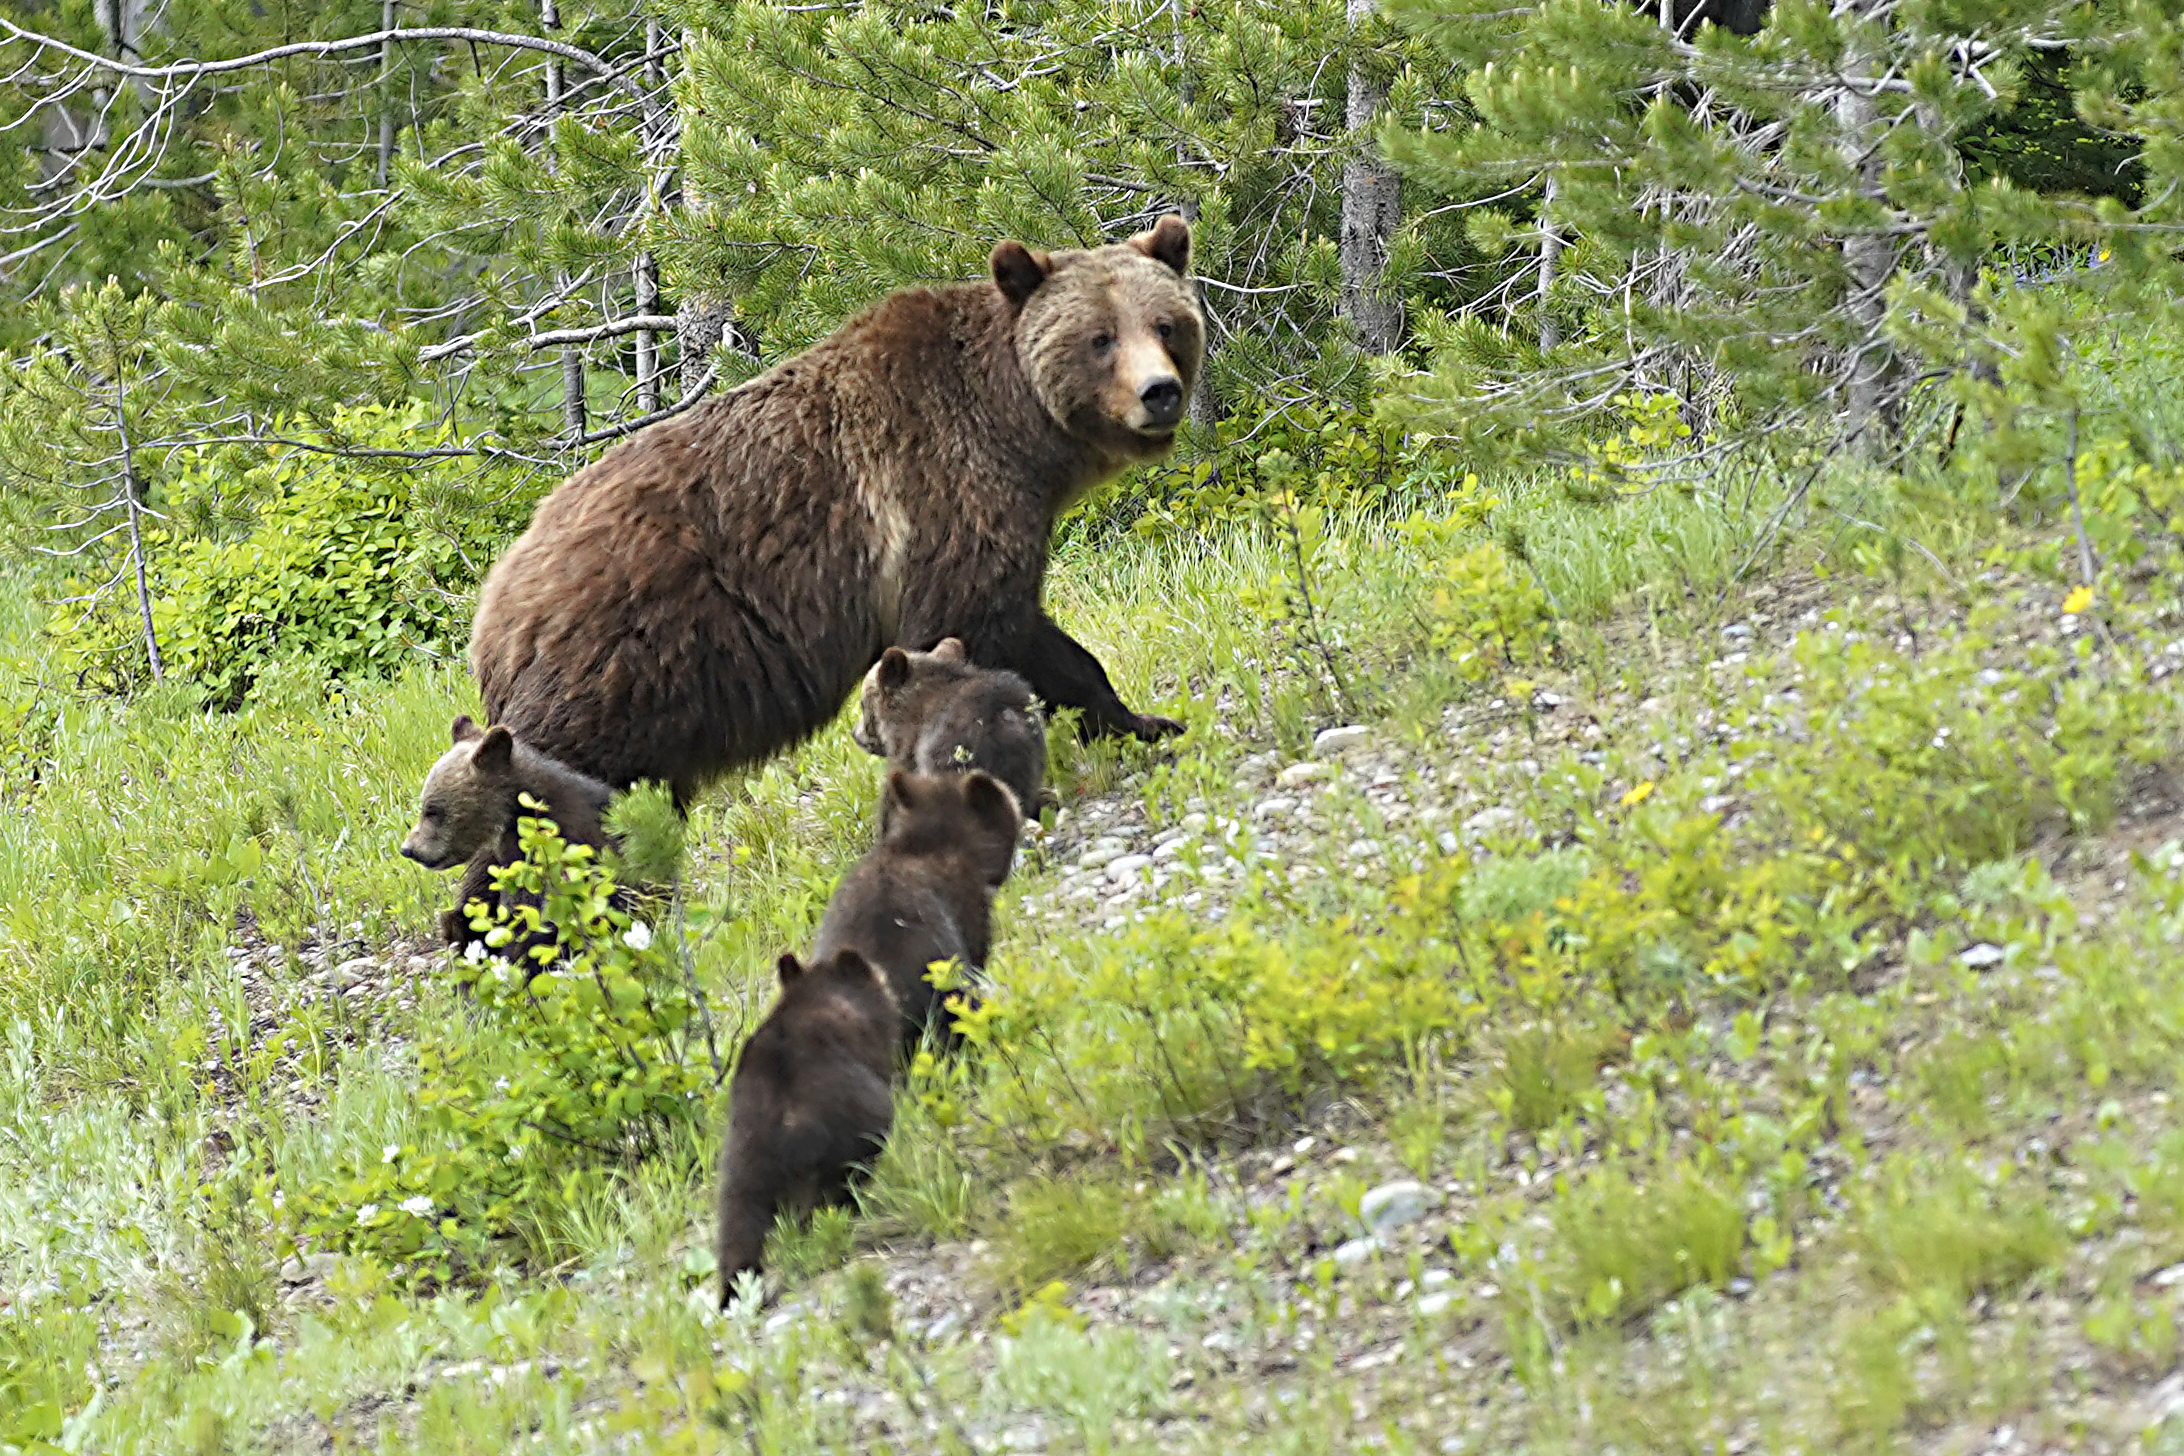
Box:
811;769;1020;1054
470;218;1202;807
716;948;898;1301
852;637;1049;816
399;715;616;951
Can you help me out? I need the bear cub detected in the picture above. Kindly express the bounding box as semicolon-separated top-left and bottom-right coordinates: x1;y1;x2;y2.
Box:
853;637;1051;817
811;769;1021;1054
716;948;898;1301
400;715;616;950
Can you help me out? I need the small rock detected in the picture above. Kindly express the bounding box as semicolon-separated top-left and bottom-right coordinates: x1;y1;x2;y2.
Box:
1358;1180;1435;1236
1331;1237;1379;1268
1252;796;1298;821
1152;838;1193;861
1235;752;1281;788
925;1311;964;1341
1420;1268;1455;1289
1277;761;1330;789
1180;812;1210;832
1721;622;1754;641
1106;854;1154;883
1959;942;2006;969
1416;1291;1456;1318
1437;831;1460;855
1463;806;1519;837
1312;725;1371;759
1001;1422;1048;1452
335;955;377;982
1077;838;1130;871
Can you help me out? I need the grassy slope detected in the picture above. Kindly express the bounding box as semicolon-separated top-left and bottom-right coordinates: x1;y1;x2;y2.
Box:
6;351;2184;1451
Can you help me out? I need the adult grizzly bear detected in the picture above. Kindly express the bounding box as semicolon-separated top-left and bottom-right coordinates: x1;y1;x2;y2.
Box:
470;218;1203;808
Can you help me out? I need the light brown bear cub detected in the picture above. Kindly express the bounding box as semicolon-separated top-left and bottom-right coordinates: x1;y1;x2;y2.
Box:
716;948;897;1301
400;715;616;951
812;769;1021;1055
852;637;1050;817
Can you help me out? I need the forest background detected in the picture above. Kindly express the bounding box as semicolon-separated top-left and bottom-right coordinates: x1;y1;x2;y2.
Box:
5;0;2184;1449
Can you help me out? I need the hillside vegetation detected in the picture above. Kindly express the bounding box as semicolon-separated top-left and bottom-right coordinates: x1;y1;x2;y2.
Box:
9;0;2184;1449
2;329;2184;1448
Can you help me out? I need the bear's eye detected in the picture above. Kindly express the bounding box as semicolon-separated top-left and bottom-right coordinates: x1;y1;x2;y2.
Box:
1156;320;1174;340
421;806;443;824
1091;332;1114;352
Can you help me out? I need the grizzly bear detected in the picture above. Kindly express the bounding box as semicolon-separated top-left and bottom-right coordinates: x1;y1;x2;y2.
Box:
399;715;616;952
811;769;1020;1054
852;637;1050;817
716;948;898;1301
469;217;1202;808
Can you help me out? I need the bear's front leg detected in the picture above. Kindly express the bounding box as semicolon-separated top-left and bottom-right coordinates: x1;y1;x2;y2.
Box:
440;854;498;946
1008;611;1183;742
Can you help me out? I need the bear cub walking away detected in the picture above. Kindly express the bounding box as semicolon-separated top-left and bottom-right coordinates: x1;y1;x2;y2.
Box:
852;637;1050;816
399;715;617;951
716;948;898;1301
811;769;1021;1054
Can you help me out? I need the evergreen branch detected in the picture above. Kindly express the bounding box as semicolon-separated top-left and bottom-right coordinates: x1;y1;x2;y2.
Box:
0;19;645;98
578;362;721;446
527;315;680;348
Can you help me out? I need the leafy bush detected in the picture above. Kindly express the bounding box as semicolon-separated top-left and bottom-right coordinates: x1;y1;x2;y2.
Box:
53;405;545;704
294;807;714;1281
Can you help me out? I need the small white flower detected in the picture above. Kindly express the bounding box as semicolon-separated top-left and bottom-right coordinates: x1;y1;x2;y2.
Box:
356;1204;380;1226
622;921;654;952
400;1195;434;1218
381;1144;400;1164
463;940;487;964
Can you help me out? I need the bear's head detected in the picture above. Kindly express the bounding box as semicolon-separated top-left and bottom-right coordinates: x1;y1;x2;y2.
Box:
852;636;971;757
877;768;1021;887
400;715;517;871
992;215;1203;467
772;948;899;1027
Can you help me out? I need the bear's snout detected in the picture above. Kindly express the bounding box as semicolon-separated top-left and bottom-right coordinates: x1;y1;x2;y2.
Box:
1137;377;1183;428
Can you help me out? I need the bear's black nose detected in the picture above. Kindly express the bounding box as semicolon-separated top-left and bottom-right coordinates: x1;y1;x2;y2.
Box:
1138;377;1183;426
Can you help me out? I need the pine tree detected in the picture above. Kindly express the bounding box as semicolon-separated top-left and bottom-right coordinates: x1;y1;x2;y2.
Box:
1379;0;2184;466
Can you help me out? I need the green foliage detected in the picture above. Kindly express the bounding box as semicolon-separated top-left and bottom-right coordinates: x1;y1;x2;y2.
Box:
1548;1159;1747;1325
1382;0;2184;462
295;808;711;1281
51;406;542;703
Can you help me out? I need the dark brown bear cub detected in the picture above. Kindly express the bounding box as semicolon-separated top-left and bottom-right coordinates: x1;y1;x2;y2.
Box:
812;769;1020;1054
470;218;1201;809
852;637;1049;816
399;715;616;952
716;948;897;1301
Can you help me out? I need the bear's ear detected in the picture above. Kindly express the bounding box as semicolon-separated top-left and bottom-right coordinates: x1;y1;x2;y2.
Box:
776;952;805;984
1129;215;1191;277
875;646;913;694
880;769;922;834
451;714;481;745
831;947;875;982
962;770;1023;839
930;637;967;664
475;724;515;773
990;241;1050;307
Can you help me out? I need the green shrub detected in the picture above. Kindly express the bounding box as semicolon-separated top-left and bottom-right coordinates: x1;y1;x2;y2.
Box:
293;805;713;1281
53;404;545;704
1548;1160;1747;1326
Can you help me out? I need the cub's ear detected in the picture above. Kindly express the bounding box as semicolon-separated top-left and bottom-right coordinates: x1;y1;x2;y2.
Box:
475;724;515;773
930;637;967;663
1129;215;1191;277
874;646;913;694
962;770;1023;838
990;240;1050;307
451;713;481;744
831;947;875;981
879;769;924;837
776;952;805;984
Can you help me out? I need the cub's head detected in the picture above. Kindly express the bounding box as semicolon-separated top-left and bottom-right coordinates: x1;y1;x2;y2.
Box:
773;948;898;1024
878;768;1021;887
852;637;971;757
992;215;1203;469
399;715;517;870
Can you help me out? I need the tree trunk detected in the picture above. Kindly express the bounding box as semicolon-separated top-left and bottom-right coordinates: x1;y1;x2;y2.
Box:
377;0;398;189
542;0;586;443
634;18;664;414
1537;171;1562;351
1835;38;1903;454
1338;0;1404;355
